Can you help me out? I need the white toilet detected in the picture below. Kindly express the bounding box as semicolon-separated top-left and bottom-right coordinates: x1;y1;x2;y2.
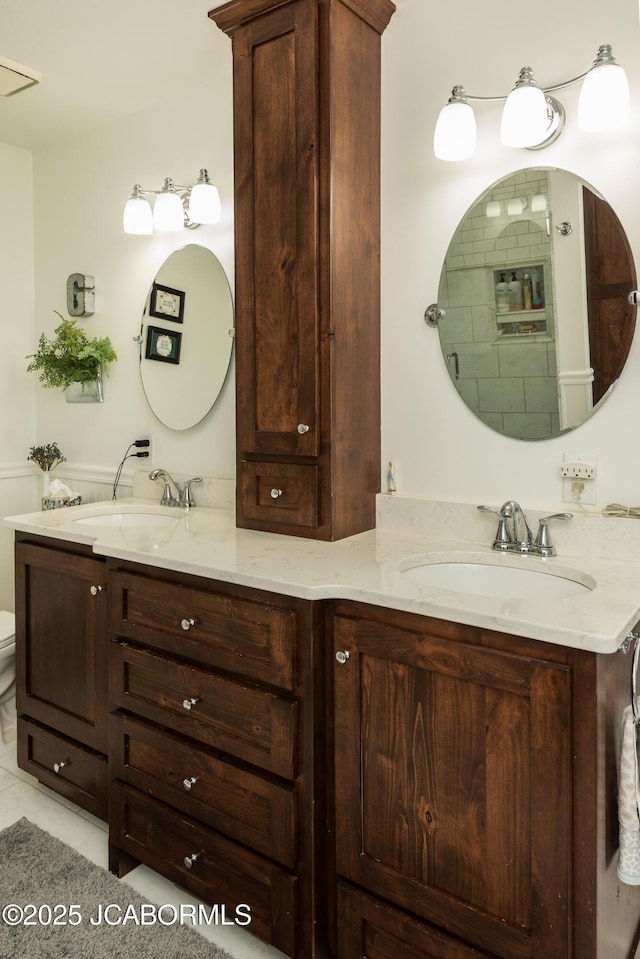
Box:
0;611;16;743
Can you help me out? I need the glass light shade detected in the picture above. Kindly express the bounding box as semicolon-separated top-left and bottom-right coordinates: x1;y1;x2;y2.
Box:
507;196;526;216
500;84;549;148
123;196;153;235
578;61;630;132
153;191;184;231
188;182;221;224
433;101;476;161
485;201;501;217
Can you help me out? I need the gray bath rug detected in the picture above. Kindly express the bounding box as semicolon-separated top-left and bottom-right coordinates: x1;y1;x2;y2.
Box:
0;818;236;958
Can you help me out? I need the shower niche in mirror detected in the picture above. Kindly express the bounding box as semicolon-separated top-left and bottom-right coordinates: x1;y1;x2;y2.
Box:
432;168;636;440
139;245;234;430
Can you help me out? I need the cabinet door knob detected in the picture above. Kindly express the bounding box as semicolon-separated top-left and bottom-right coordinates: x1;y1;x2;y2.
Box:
53;760;68;774
181;618;195;631
182;697;198;711
270;488;283;499
335;650;350;665
183;776;198;791
183;852;200;869
90;585;103;595
297;424;310;434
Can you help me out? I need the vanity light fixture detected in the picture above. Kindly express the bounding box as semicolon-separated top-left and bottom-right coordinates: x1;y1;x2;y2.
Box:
123;169;221;235
434;44;630;161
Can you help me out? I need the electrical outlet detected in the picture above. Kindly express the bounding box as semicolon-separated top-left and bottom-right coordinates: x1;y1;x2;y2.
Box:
135;436;153;463
561;453;597;504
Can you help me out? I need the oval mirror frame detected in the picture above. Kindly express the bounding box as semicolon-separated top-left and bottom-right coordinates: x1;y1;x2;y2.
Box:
139;245;234;431
434;167;637;440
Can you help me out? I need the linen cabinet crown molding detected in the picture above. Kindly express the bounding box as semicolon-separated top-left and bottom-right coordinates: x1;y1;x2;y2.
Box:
210;0;395;541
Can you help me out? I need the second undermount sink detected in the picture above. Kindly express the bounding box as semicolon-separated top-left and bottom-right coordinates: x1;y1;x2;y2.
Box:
72;507;182;528
400;556;594;599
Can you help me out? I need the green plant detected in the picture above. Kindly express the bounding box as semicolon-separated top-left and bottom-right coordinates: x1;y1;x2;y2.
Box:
26;312;117;391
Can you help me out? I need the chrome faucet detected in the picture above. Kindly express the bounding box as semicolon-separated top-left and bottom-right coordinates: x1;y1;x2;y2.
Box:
149;469;203;508
478;501;572;556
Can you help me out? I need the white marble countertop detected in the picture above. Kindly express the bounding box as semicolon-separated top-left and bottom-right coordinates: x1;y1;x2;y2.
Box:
5;493;640;655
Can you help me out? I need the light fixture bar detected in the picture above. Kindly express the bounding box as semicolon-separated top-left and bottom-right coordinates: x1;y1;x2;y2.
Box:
434;43;629;161
123;169;222;235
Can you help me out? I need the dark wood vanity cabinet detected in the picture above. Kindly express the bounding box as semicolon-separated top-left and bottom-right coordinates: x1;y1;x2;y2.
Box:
329;600;640;959
210;0;395;541
14;534;108;819
106;560;327;958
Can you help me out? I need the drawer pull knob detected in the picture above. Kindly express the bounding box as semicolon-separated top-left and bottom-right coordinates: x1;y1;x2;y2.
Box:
90;585;103;596
183;852;200;869
270;488;283;499
335;650;350;665
297;424;310;434
182;697;198;711
181;618;195;631
53;760;68;774
183;777;198;791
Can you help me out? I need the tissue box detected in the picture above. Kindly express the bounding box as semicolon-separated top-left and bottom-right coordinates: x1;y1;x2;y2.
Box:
41;495;82;511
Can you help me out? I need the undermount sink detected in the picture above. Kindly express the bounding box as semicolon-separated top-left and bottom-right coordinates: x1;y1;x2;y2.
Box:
400;556;594;599
72;508;182;528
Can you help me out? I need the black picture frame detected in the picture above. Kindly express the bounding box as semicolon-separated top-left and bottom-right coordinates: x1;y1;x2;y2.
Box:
145;325;182;365
149;282;185;323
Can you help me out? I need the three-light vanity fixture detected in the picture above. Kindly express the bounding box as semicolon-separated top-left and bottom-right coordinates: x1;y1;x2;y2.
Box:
123;168;221;234
434;44;630;161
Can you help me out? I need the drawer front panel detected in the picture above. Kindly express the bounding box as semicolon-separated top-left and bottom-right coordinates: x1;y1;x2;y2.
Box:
240;461;319;528
18;718;108;821
111;712;296;867
110;782;298;957
109;570;297;690
110;642;296;779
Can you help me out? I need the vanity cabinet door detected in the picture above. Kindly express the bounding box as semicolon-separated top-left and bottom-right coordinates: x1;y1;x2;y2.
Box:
15;539;108;751
332;610;571;959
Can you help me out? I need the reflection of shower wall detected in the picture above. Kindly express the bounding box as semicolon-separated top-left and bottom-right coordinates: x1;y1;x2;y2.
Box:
439;171;559;439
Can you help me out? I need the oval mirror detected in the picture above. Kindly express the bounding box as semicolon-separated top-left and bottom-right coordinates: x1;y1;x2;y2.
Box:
434;168;637;440
139;245;233;430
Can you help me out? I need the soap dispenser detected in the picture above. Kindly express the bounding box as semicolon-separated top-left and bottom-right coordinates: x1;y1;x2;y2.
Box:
496;273;509;313
508;271;523;311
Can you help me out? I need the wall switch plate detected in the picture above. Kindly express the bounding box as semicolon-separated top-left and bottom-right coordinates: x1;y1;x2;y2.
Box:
561;453;597;504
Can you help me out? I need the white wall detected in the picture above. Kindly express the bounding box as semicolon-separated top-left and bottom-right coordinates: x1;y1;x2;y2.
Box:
382;0;640;510
10;0;640;553
0;142;37;611
31;33;235;485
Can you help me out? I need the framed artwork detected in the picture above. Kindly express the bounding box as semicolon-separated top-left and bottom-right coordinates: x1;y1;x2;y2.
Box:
145;325;182;365
149;283;185;323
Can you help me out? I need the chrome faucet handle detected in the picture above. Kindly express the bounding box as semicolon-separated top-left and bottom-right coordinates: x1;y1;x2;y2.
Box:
477;505;512;551
181;476;203;508
534;512;573;557
148;468;179;506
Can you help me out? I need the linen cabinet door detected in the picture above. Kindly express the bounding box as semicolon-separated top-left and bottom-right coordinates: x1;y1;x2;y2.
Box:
232;1;319;460
332;612;572;959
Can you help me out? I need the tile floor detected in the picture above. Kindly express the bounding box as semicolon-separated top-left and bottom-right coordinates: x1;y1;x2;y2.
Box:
0;732;282;958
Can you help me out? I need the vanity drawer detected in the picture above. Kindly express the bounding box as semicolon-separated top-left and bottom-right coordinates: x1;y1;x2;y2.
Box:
18;717;108;821
110;781;298;956
110;641;297;779
109;570;297;690
110;712;296;867
239;461;319;529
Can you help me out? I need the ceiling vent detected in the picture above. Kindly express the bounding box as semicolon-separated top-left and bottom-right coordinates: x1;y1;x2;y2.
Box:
0;53;41;96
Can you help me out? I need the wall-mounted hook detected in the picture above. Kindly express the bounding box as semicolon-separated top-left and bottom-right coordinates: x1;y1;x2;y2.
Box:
66;273;95;316
555;221;573;236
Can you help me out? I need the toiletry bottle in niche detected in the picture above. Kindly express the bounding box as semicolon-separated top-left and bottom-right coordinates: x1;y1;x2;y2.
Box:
531;270;544;308
496;272;509;313
508;271;523;311
522;272;533;310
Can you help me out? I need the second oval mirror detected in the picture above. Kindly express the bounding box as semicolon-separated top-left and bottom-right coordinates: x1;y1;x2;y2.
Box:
139;245;234;431
435;168;636;440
